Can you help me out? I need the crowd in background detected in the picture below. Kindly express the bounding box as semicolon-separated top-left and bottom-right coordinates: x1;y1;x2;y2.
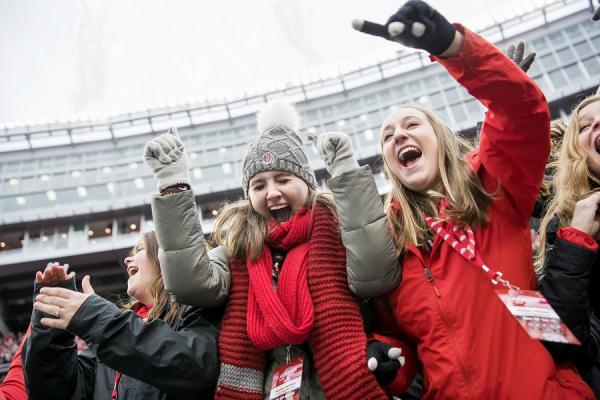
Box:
0;333;24;365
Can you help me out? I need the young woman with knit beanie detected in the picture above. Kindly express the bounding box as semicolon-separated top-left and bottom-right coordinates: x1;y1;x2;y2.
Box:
144;102;408;399
313;1;594;398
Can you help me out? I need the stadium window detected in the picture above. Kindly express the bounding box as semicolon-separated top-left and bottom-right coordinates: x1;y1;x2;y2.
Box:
347;99;362;111
564;63;584;82
556;48;575;66
548;31;566;47
582;57;600;76
320;105;334;117
564;25;583;41
335;103;348;113
548;70;568;89
574;41;593;59
450;104;467;124
88;220;114;239
392;85;408;98
540;54;558;70
533;75;550;93
88;184;112;200
0;231;25;251
363;94;377;106
443;87;459;103
590;35;600;53
39;157;53;168
378;90;391;102
434;107;450;123
428;92;444;108
407;80;423;94
531;37;549;52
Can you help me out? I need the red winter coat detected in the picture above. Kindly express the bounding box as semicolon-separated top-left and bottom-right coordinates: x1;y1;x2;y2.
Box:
0;327;29;400
385;26;593;399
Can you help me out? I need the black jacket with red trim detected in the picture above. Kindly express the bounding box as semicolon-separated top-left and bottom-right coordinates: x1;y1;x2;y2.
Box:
539;216;600;397
22;278;221;400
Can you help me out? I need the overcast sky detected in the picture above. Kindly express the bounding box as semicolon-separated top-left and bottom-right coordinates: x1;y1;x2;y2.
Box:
0;0;531;125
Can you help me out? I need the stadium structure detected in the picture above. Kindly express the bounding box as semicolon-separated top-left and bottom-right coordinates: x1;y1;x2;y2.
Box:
0;0;598;343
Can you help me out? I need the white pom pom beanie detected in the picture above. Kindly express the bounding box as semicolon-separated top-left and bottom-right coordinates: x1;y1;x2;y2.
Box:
241;101;316;198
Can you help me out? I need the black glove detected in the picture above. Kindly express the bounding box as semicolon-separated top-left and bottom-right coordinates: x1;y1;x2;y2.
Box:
366;340;405;385
506;41;536;73
352;0;456;56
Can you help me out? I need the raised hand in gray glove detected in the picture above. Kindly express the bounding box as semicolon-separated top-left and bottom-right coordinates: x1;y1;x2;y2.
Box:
506;41;536;73
352;0;456;56
310;131;359;177
144;127;191;192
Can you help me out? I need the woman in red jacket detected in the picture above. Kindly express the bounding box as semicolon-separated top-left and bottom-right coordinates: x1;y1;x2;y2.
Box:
318;1;594;398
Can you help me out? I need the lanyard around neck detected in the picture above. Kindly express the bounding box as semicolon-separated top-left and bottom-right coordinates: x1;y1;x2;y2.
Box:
424;216;519;292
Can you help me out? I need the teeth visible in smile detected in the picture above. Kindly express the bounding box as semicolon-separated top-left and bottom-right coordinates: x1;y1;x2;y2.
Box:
269;204;288;210
397;146;422;166
398;146;420;159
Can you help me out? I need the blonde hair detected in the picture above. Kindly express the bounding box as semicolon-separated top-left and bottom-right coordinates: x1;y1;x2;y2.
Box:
122;231;184;325
213;188;336;261
537;95;600;272
381;105;493;250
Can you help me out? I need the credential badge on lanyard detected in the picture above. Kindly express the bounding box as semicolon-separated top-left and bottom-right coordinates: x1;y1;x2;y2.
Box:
425;216;580;345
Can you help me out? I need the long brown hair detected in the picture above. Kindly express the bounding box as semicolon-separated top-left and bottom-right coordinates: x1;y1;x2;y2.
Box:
537;95;600;272
212;188;336;261
123;231;184;325
381;105;494;250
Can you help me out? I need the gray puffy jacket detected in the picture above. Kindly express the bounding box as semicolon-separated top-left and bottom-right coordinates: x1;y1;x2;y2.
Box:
328;165;401;298
151;189;230;307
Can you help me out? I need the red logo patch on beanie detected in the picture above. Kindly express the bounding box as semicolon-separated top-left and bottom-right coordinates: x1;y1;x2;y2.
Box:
261;151;274;164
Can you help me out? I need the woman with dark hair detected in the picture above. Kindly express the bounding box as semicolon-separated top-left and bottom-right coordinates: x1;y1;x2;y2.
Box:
22;231;220;400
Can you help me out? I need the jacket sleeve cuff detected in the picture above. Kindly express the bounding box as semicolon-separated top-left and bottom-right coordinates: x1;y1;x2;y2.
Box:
558;227;598;252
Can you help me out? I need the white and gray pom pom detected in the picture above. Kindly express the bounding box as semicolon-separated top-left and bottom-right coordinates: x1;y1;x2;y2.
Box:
256;100;300;134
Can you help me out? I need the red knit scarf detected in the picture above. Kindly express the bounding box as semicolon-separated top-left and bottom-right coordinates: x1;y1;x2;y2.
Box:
247;208;314;349
216;204;389;400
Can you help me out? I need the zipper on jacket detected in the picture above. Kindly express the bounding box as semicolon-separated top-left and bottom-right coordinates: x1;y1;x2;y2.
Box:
423;266;477;399
423;267;441;297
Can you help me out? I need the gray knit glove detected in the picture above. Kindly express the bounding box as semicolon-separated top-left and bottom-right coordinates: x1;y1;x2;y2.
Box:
313;131;359;177
144;127;191;192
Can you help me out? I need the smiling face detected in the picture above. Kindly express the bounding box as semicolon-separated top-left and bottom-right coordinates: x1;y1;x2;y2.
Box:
248;171;309;223
577;100;600;177
123;237;159;306
381;107;440;192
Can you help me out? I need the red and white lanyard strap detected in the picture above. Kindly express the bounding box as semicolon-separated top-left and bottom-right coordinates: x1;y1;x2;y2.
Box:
424;216;519;291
